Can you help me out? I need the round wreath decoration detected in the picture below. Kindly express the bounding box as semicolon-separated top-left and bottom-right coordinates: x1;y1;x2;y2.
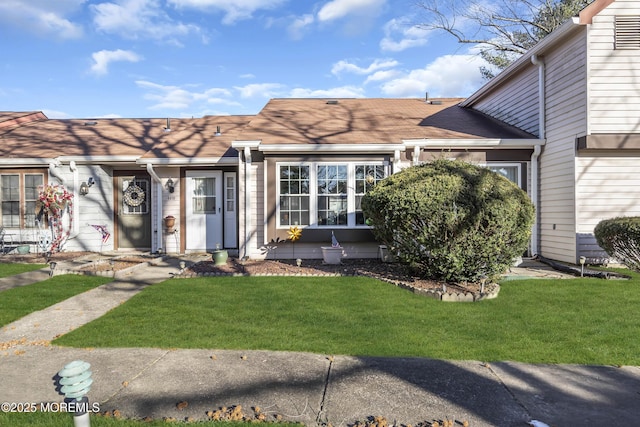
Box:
123;184;146;207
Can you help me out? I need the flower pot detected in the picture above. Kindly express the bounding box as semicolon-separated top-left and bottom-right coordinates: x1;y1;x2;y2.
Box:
212;249;228;266
164;216;176;233
321;246;344;264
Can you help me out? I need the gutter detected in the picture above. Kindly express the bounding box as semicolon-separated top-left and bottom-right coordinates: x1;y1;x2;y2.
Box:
146;164;163;253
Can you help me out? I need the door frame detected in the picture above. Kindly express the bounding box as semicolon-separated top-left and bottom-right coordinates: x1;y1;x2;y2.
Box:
113;170;152;250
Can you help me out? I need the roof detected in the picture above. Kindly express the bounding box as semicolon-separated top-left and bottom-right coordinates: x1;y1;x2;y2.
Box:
0;117;191;160
140;115;253;162
239;98;535;146
0;111;48;135
0;98;538;163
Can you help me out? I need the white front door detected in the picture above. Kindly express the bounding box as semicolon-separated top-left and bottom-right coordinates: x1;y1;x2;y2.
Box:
186;171;223;251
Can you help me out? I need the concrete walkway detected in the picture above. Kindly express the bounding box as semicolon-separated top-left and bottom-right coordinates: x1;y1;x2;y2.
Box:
1;257;639;426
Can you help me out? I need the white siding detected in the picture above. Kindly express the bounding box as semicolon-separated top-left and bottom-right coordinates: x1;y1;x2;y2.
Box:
538;29;588;263
157;167;180;254
576;155;640;261
472;68;540;136
588;0;640;133
56;164;114;253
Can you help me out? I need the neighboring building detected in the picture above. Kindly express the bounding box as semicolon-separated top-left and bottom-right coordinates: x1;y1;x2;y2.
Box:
460;0;640;264
0;0;637;264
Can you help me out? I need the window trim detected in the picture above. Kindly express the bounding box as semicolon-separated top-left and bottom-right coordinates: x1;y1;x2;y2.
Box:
0;170;47;229
276;161;388;229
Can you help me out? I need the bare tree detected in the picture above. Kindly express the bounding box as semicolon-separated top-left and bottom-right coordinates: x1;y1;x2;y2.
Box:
415;0;593;78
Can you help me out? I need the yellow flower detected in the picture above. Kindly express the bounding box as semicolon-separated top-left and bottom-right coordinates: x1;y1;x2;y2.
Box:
288;226;302;242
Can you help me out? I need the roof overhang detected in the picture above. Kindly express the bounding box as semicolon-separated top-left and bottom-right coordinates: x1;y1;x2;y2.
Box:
136;157;238;165
256;143;406;153
0;158;52;166
403;138;545;149
56;156;141;164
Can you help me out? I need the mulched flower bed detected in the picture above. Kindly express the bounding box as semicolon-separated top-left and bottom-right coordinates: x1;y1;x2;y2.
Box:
184;258;493;298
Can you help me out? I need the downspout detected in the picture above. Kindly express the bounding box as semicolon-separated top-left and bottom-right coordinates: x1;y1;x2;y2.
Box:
243;147;252;259
146;164;163;253
49;160;64;184
68;161;80;239
530;55;546;256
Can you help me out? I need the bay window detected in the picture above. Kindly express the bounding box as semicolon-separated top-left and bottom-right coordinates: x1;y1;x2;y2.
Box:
277;162;387;228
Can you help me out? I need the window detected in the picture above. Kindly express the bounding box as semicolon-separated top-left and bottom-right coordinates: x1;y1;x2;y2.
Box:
488;164;521;187
191;177;217;214
277;162;387;228
279;165;310;226
0;172;45;228
317;165;347;226
355;165;386;225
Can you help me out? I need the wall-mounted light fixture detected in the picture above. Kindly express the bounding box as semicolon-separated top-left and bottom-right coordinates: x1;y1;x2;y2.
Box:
79;177;95;196
165;178;175;193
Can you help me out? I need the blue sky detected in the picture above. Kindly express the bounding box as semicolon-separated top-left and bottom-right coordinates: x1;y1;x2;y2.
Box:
0;0;490;119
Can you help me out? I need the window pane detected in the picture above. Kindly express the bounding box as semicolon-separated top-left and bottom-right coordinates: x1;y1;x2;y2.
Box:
278;165;310;226
354;165;386;225
489;166;518;184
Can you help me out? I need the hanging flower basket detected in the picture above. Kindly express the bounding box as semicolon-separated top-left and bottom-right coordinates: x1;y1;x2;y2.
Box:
123;184;145;207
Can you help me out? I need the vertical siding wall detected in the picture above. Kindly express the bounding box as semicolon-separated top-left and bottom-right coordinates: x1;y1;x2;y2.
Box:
539;30;587;263
589;0;640;134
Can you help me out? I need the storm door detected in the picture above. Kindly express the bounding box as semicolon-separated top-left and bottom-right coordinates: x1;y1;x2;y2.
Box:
186;171;223;251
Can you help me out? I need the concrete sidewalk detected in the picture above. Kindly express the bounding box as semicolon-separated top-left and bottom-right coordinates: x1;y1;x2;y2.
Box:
1;257;639;426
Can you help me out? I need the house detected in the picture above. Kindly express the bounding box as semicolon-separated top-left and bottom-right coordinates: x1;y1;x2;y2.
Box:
460;0;640;264
0;0;637;265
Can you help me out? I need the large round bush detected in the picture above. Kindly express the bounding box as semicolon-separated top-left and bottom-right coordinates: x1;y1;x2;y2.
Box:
362;159;535;282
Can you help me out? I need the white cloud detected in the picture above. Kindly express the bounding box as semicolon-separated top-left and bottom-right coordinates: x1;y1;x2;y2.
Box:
331;58;398;76
168;0;286;25
90;49;142;76
364;69;400;84
239;73;256;79
380;18;431;52
0;0;83;39
91;0;201;42
287;14;314;40
289;86;365;98
234;83;285;99
380;54;487;98
136;80;236;111
317;0;386;22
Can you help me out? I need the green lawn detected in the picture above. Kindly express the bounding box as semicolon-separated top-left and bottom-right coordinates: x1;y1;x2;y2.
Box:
0;275;112;326
54;273;640;365
0;262;47;278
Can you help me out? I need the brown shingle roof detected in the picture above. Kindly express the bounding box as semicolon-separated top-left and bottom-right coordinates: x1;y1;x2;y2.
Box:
240;98;535;145
0;117;191;159
141;115;253;160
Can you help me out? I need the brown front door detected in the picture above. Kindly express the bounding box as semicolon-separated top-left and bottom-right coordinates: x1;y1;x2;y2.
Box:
115;173;151;250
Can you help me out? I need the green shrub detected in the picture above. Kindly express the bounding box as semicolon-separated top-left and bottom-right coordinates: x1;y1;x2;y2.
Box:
361;159;535;282
594;216;640;271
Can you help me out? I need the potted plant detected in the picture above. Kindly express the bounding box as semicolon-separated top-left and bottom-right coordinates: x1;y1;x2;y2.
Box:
321;231;345;264
164;215;176;233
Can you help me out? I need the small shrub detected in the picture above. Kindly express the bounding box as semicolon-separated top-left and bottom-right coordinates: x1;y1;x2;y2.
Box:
361;159;535;282
594;216;640;271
